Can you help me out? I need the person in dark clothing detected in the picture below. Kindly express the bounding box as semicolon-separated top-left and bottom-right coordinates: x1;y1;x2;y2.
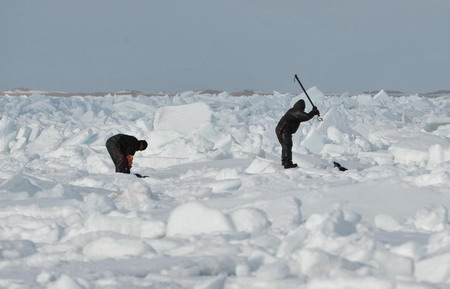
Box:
275;99;320;169
105;134;148;174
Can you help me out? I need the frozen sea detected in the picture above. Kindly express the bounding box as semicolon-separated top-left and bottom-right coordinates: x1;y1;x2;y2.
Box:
0;88;450;289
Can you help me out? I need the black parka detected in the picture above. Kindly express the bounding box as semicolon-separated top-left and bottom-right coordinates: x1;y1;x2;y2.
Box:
110;134;142;156
276;99;316;134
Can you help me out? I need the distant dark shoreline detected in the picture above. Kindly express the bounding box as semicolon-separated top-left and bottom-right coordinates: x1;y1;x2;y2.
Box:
1;88;449;98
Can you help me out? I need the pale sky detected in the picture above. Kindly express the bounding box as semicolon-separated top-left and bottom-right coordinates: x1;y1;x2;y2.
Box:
2;0;450;94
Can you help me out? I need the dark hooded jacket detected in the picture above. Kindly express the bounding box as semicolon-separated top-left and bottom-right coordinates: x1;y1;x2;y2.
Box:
109;134;142;156
276;99;316;134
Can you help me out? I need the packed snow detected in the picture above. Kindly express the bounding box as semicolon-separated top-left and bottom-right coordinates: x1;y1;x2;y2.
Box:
0;88;449;289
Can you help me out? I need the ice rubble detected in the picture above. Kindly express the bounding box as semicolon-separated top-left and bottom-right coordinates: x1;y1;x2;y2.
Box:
0;89;449;288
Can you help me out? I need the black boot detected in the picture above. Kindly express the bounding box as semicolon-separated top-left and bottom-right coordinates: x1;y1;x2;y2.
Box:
284;162;298;169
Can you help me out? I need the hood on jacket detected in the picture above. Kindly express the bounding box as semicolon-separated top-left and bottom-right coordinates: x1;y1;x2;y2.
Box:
293;99;305;111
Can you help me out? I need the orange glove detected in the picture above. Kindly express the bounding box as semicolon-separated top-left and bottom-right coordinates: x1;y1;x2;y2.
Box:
127;155;133;169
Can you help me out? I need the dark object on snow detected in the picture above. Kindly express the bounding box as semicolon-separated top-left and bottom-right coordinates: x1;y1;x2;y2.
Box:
106;134;147;174
276;99;319;168
135;173;149;178
333;161;348;171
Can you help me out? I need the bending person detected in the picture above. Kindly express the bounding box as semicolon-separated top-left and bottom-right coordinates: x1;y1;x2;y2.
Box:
106;134;147;174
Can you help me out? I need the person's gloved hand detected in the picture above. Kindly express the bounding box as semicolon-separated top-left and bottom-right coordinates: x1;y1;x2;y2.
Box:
312;106;320;116
127;155;133;169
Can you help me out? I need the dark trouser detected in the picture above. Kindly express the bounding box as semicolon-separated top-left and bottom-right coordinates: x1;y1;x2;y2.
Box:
106;137;130;174
276;125;293;166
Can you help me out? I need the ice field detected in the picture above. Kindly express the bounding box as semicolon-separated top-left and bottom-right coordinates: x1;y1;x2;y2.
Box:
0;88;450;288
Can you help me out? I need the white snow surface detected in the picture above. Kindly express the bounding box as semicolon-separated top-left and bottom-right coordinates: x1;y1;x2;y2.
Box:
0;89;450;288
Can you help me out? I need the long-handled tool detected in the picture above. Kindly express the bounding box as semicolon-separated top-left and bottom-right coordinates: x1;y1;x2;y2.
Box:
294;74;323;121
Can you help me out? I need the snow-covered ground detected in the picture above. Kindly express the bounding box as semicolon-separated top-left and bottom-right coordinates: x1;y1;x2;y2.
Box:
0;89;449;289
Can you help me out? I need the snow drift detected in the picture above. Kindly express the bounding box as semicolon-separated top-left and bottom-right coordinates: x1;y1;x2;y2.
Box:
0;89;449;288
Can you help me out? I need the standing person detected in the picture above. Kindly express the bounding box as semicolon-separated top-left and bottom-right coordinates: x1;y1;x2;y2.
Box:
275;99;320;169
105;134;148;174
